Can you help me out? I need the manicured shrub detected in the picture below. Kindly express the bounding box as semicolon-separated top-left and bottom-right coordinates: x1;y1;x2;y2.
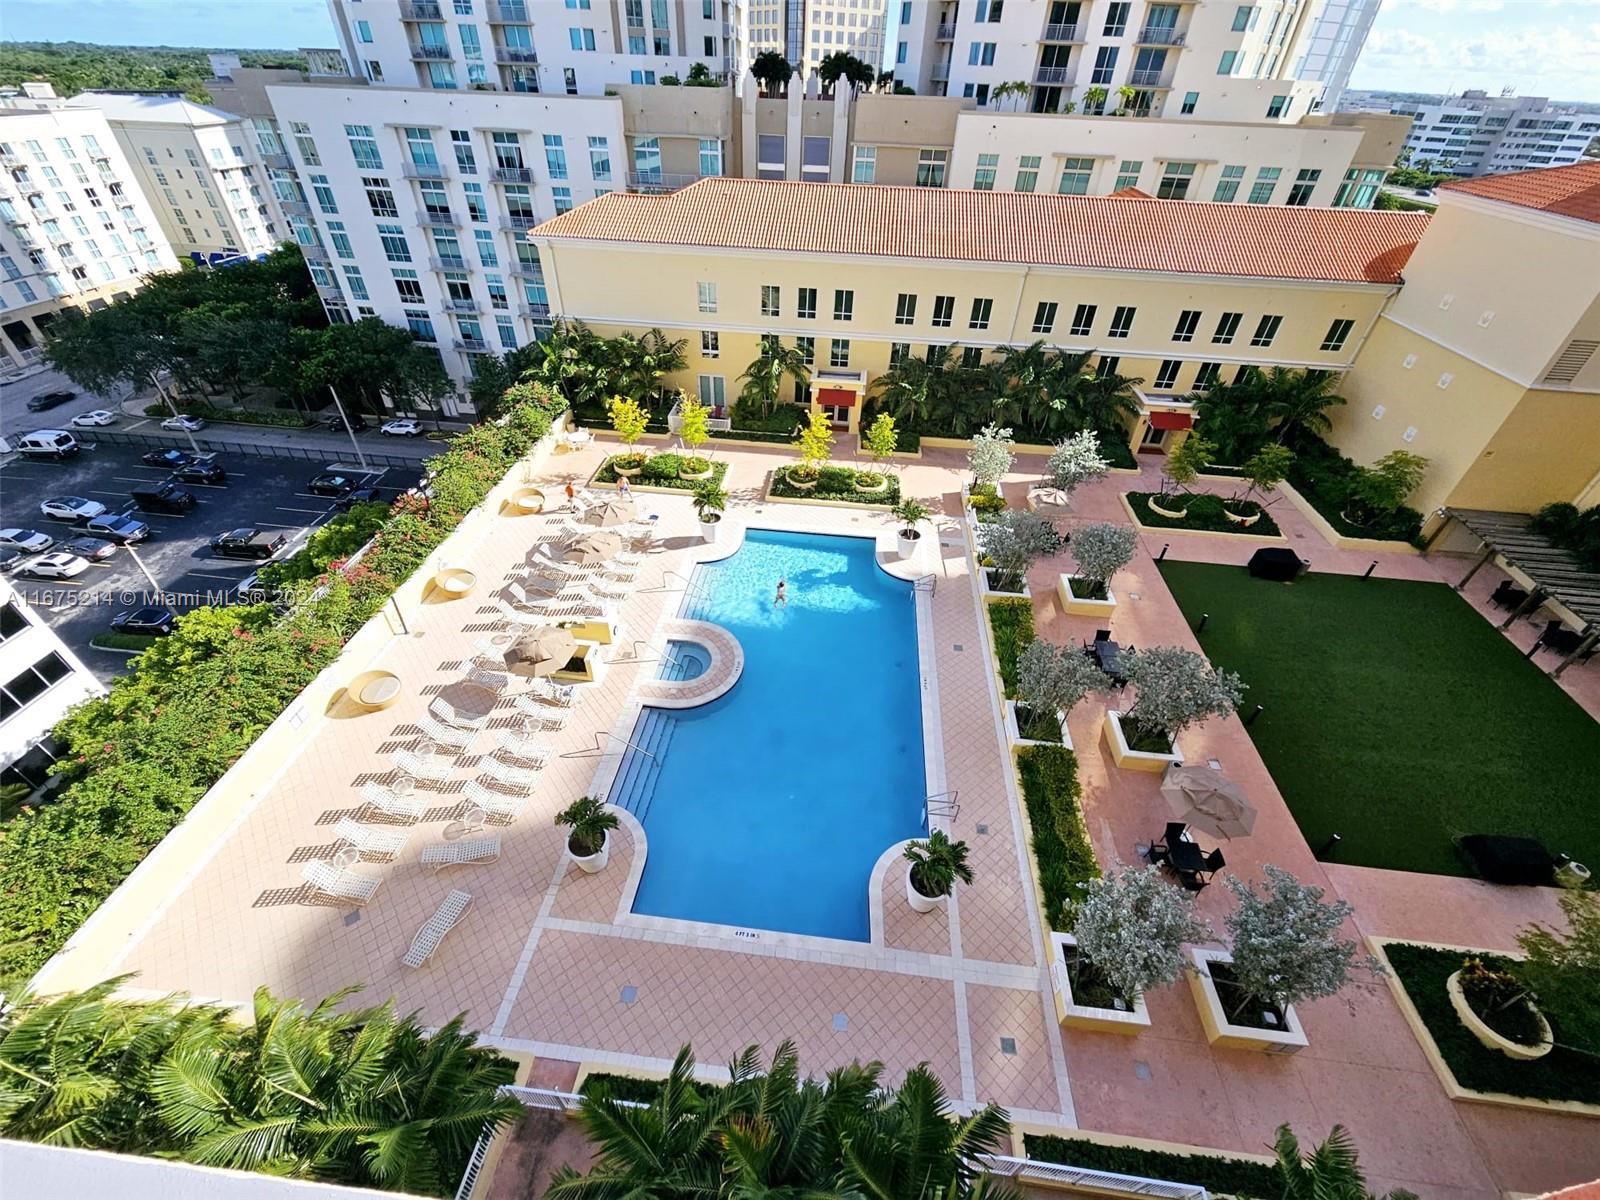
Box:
986;598;1034;698
1023;1134;1278;1199
1015;745;1098;928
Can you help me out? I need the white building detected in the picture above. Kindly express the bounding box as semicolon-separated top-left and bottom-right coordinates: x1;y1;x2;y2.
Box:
1386;91;1600;178
0;97;179;372
747;0;889;73
0;577;105;795
1289;0;1379;112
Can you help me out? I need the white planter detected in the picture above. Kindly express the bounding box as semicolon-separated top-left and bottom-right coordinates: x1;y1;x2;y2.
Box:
1050;932;1151;1034
1004;699;1073;750
1446;969;1554;1061
897;529;921;560
1057;574;1118;618
905;865;948;914
569;830;611;874
1188;948;1307;1054
980;570;1032;604
699;516;722;543
1102;710;1182;772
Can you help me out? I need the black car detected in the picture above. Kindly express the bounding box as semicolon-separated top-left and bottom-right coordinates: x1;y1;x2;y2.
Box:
130;480;199;514
210;527;287;559
0;549;20;574
110;606;176;637
334;485;384;511
325;413;370;432
169;461;227;485
25;389;76;412
306;471;364;497
59;535;117;562
143;448;200;469
84;514;151;544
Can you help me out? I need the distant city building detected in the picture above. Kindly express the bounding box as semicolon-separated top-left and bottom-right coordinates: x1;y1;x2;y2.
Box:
747;0;888;72
1290;0;1381;112
0;576;105;796
1354;90;1600;177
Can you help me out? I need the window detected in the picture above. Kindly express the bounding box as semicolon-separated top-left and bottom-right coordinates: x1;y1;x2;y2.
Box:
1217;50;1237;75
543;134;568;180
916;149;947;188
345;124;382;170
327;220;354;258
973;153;998;190
1248;167;1280;204
633;137;662;183
1152;359;1182;390
1212;312;1242;344
1057;157;1095;195
699;139;723;177
393;269;424;303
1266;95;1288;120
761;284;780;317
697;374;726;406
1015;155;1040;193
1321;318;1355;352
1114;160;1142;190
967;42;996;66
452;130;477;174
796;336;815;365
1157;162;1196;200
969;298;992;330
701;330;719;358
1194;361;1222;389
1032;301;1058;334
1213;164;1244;202
1173;310;1201;342
1096;355;1120;379
801;136;830;179
833;289;853;321
309;173;338;213
341;265;369;301
377;224;411;262
797;287;817;319
1232;5;1254;31
569;27;596;49
757;134;785;180
363;177;398;218
1103;2;1129;36
1109;305;1136;338
1;601;30;643
1250;315;1283;347
829;338;851;368
1181;91;1198;115
1090;46;1118;86
1;652;71;719
930;295;954;328
895;293;917;325
697;281;717;313
1286;168;1320;206
888;341;910;366
852;146;876;184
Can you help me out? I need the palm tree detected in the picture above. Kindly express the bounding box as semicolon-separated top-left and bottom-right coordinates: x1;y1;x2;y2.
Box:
738;337;810;415
1052;356;1142;444
1189;376;1275;465
751;50;793;97
1262;367;1346;445
1273;1124;1418;1200
904;830;975;900
871;354;943;430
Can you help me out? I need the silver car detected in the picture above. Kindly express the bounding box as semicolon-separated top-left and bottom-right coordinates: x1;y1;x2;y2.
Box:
0;528;54;554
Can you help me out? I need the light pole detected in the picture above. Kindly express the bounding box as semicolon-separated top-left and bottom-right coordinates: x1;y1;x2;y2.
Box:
328;385;370;473
148;370;203;458
125;542;164;604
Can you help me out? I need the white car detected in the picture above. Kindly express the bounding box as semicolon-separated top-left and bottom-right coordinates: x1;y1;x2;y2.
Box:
161;414;207;432
0;528;54;555
19;552;89;580
71;409;119;427
40;496;108;522
380;418;424;437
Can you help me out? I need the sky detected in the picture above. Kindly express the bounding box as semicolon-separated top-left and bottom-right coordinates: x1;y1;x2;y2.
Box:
2;0;1597;104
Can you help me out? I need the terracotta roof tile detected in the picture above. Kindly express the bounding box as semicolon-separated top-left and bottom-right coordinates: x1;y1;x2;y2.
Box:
531;178;1429;285
1440;161;1600;225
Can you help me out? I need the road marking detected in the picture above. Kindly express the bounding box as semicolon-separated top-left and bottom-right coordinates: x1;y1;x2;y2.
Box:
90;489;130;498
276;505;332;515
253;521;305;530
187;571;247;583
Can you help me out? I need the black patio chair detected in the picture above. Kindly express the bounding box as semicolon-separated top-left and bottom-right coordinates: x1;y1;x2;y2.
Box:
1489;579;1517;606
1202;848;1226;877
1148;822;1187;865
1491;583;1528;611
1094;629;1112;643
1180;873;1208;893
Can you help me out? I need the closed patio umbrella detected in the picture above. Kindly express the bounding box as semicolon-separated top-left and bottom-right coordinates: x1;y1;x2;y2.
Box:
1160;764;1257;840
564;530;623;564
502;626;579;678
583;497;638;527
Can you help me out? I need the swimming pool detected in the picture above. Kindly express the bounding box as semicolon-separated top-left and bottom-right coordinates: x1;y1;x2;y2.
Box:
609;529;928;941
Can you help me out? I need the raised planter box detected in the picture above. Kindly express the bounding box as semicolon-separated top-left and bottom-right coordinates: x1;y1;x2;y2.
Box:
1446;969;1554;1061
1050;932;1151;1034
1005;699;1073;750
980;571;1032;604
1058;574;1118;618
1102;710;1182;773
1147;495;1189;520
1188;947;1307;1054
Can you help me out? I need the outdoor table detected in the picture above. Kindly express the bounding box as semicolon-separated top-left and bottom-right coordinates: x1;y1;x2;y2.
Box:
1092;640;1123;677
1165;837;1206;876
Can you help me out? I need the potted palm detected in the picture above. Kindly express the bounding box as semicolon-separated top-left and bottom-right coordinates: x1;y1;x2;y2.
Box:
1009;639;1112;748
1226;443;1293;526
1059;521;1137;617
892;498;931;560
606;395;650;478
692;481;727;543
1104;646;1245;771
904;830;973;914
857;411;898;494
676;393;714;481
556;794;619;873
787;409;833;490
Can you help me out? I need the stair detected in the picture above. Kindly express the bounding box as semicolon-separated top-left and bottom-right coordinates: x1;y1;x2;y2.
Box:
607;706;678;824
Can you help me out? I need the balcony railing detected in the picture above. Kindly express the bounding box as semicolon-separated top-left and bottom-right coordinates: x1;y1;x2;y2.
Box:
0;151;22;167
1033;65;1072;85
403;160;450;179
410;43;454;61
1127;69;1172;87
935;23;956;39
430;254;469;271
1136;26;1186;45
281;199;312;217
490;166;533;183
626;170;703;193
931;61;950;81
302;245;330;263
494;45;540;64
454;336;491;353
500;213;539;232
519;302;551;321
261;152;292;169
416;210;460;228
508;263;542;280
442;297;480;313
1041;22;1080;41
400;1;444;19
486;0;530;21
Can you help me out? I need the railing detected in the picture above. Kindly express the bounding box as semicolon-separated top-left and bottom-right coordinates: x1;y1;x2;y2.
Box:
490;166;533;183
454;336;491;352
494;45;540;64
0;151;22;167
486;0;530;21
403;160;450;179
925;790;961;823
416;210;460;227
508;263;542;279
563;730;656;761
500;214;539;232
913;574;937;596
625;170;702;193
935;22;956;38
519;302;551;321
443;297;480;313
67;427;424;469
1127;69;1171;87
400;0;444;19
430;254;469;271
261;152;292;169
1033;65;1071;85
281;199;311;217
1042;22;1080;40
1136;26;1186;45
301;245;330;263
410;42;454;60
931;61;950;81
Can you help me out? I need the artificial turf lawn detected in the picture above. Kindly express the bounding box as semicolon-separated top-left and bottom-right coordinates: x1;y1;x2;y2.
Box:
1157;561;1600;877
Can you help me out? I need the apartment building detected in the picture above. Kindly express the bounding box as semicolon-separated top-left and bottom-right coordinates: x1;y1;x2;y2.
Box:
0;577;105;796
530;177;1425;446
894;0;1325;122
747;0;889;72
0;100;178;372
1384;91;1600;179
1287;0;1377;112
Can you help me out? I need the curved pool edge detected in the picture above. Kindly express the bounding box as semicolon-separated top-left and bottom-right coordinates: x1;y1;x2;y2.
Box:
867;837;920;947
633;619;743;709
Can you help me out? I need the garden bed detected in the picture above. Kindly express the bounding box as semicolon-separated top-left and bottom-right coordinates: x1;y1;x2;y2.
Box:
767;465;901;507
143;400;315;429
89;632;160;654
1022;1134;1277;1199
1286;436;1424;544
594;452;730;492
578;1071;721;1104
1015;744;1099;930
1126;491;1282;536
986;597;1034;698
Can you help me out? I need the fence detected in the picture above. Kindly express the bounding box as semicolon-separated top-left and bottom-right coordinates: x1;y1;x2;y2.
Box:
72;427;426;470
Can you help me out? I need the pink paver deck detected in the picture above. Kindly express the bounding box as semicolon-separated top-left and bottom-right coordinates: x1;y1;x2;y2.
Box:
102;438;1600;1197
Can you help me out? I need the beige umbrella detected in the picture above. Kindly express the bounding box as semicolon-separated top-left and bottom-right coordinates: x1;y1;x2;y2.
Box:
1160;764;1257;840
564;530;624;564
583;497;638;527
502;626;579;678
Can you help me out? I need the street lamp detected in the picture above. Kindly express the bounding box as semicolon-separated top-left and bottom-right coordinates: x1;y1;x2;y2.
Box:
328;385;370;473
148;371;203;457
124;542;164;603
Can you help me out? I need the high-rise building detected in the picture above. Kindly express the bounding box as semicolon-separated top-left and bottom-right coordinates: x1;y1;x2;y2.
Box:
1379;91;1600;178
1290;0;1381;112
747;0;889;72
0;576;105;797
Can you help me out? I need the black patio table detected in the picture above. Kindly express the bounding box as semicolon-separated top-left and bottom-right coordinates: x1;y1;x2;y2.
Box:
1165;837;1207;876
1092;640;1123;676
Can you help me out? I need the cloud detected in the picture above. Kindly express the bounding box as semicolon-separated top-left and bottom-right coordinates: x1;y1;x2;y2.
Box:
1355;14;1600;99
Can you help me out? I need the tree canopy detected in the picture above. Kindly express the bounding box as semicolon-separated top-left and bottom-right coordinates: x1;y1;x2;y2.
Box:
0;42;305;104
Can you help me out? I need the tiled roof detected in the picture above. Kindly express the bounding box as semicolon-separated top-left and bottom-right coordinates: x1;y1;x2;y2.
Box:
531;178;1429;284
1441;161;1600;226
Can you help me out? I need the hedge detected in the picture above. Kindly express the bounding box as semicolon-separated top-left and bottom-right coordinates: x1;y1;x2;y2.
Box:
594;452;731;492
142;399;314;428
578;1072;722;1104
1126;491;1283;537
88;632;160;653
1023;1134;1278;1198
1015;745;1098;930
986;598;1034;699
768;464;901;506
0;385;568;986
1286;434;1424;544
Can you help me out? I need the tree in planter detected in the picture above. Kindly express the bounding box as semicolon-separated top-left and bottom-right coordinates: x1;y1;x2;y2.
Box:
978;510;1062;593
555;794;619;858
1347;450;1429;525
738;336;811;416
1114;84;1138;115
990;79;1031;110
1220;864;1384;1024
1232;442;1295;513
1082;84;1109;114
1071;865;1215;1008
1043;430;1110;504
1158;434;1216;497
692;481;728;529
606;394;652;473
677;392;712;475
968;422;1016;489
751;49;793;96
1015;640;1114;741
904;830;974;901
860;410;899;487
1514;889;1600;1057
1067;522;1138;602
893;498;932;549
1117;646;1245;752
790;408;834;483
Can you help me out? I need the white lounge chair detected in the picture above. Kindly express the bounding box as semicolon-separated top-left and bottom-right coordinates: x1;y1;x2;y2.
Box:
584;577;629;601
401;889;473;967
512;696;572;729
420;837;502;871
393;748;453;783
416;712;478;751
479;755;543;788
464;779;531;822
492;598;544;629
333;817;412;859
302;859;383;904
495;728;551;762
524;676;576;707
429;696;489;731
361;781;426;822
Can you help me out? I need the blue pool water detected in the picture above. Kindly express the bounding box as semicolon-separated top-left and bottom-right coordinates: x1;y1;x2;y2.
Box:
611;529;927;941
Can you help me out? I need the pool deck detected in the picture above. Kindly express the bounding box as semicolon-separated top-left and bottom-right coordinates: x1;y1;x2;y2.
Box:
66;438;1600;1198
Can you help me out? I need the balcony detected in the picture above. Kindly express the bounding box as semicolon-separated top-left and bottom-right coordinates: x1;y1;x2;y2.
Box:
500;213;539;232
494;45;540;64
454;336;491;353
302;245;330;263
443;297;480;313
1033;65;1072;85
519;301;551;321
935;22;956;39
626;170;703;193
0;152;22;168
400;1;444;19
1136;26;1186;45
490;166;533;183
486;0;530;21
261;152;292;169
281;199;312;217
931;61;950;82
1126;69;1172;87
410;43;454;61
430;254;469;271
416;210;460;228
5;213;31;228
1041;22;1081;41
508;263;542;280
403;160;450;179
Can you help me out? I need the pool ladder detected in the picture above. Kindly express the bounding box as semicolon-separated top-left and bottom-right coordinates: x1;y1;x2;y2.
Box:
912;575;937;596
925;790;960;824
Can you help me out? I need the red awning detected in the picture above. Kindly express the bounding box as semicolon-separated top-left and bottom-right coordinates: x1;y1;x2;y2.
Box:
817;387;856;407
1147;410;1193;431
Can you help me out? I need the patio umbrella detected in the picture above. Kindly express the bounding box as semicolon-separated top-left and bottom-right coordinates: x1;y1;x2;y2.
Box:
502;626;579;678
1160;764;1257;840
564;530;623;564
583;497;638;527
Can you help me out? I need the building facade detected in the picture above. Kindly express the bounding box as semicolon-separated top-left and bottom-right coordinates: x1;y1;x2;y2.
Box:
1383;91;1600;179
747;0;889;72
1;576;105;796
0;99;179;372
1288;0;1379;112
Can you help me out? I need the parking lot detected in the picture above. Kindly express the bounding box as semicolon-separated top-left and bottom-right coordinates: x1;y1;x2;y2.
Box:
0;439;411;682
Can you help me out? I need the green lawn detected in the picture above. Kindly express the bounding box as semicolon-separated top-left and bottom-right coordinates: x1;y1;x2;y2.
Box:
1158;561;1600;877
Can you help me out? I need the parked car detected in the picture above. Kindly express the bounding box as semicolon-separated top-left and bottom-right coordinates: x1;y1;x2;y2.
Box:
16;430;80;459
0;549;20;574
71;409;119;427
142;448;199;469
380;418;424;437
84;514;150;544
334;485;384;511
18;552;89;580
0;528;54;554
160;414;207;432
25;389;75;412
326;413;370;432
39;495;108;523
306;471;362;497
130;481;199;514
58;535;117;562
110;606;176;637
1416;188;1434;197
210;527;287;559
235;571;277;604
170;461;227;485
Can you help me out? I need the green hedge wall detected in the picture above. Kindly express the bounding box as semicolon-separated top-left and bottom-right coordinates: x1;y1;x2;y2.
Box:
986;597;1034;699
1023;1134;1278;1198
1015;745;1098;930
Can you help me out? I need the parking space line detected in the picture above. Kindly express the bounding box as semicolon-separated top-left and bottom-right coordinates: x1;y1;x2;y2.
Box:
277;505;332;515
187;572;246;583
254;521;305;529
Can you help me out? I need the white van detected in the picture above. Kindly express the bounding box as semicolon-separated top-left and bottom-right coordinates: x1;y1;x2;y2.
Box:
16;430;80;459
